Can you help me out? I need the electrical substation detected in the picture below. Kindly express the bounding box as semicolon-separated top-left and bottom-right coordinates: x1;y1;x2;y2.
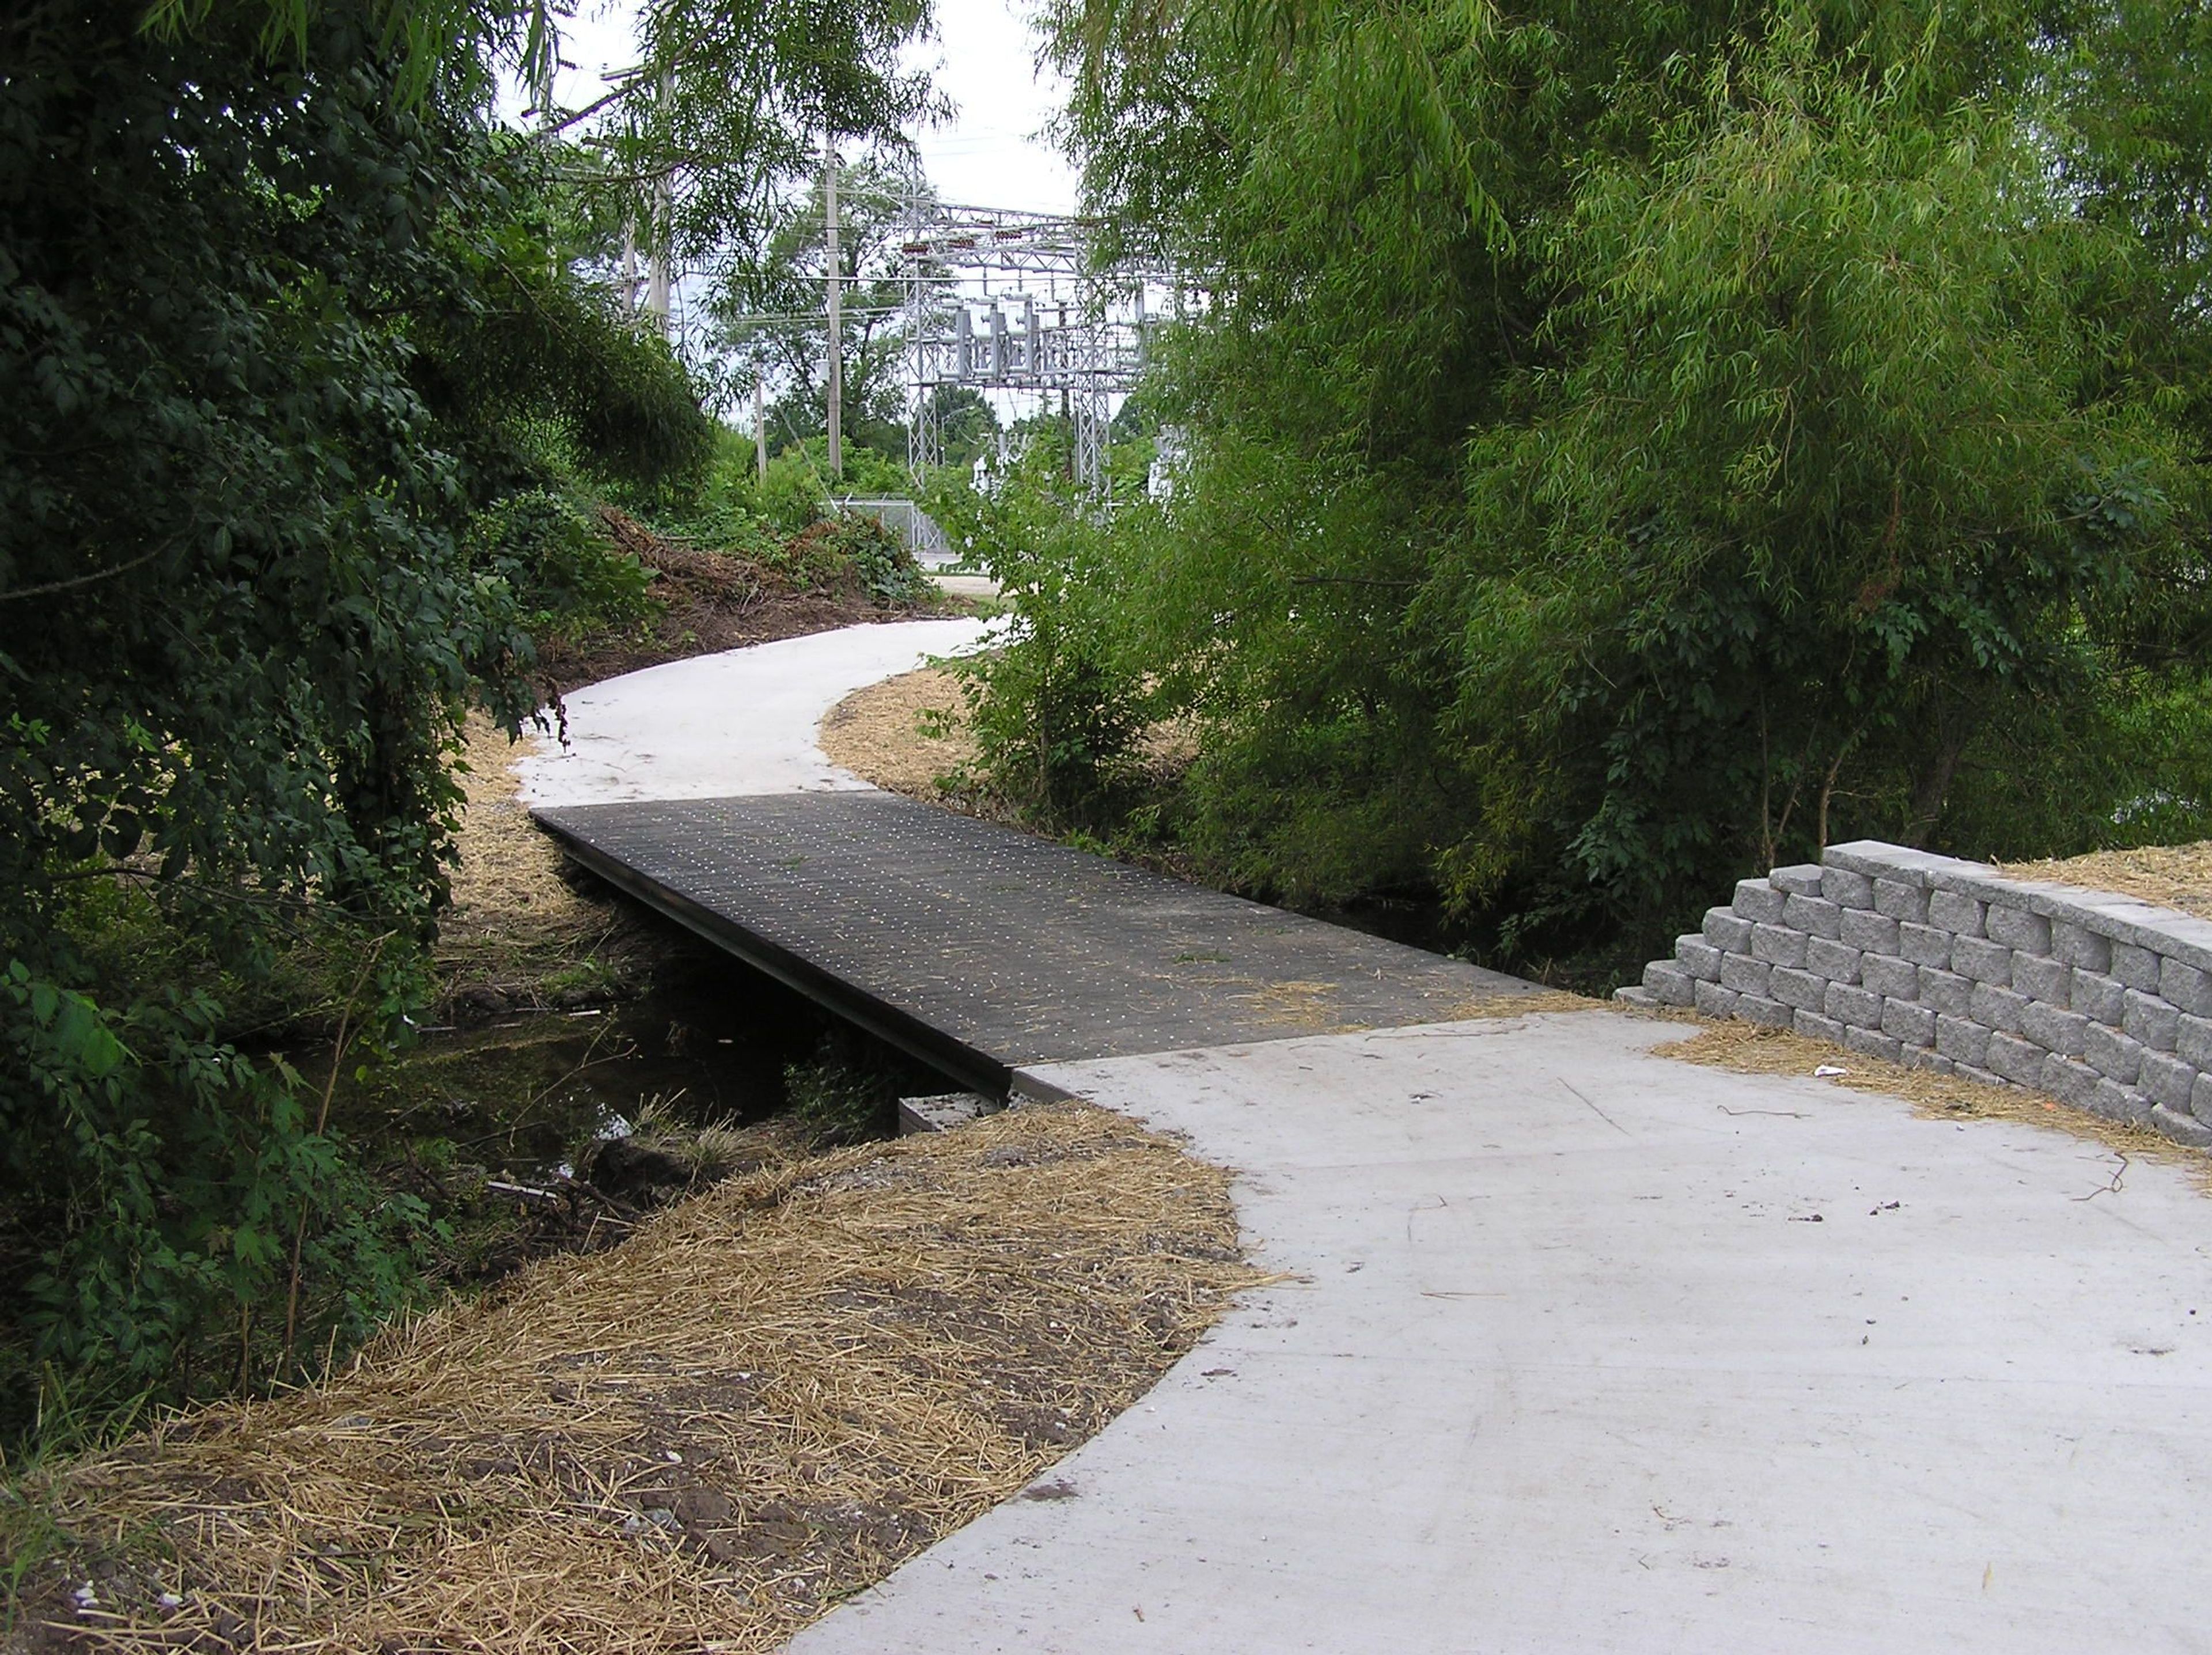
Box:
893;199;1175;502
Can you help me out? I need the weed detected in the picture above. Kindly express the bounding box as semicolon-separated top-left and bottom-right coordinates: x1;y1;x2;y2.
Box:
783;1033;902;1146
540;957;620;1003
0;1365;156;1630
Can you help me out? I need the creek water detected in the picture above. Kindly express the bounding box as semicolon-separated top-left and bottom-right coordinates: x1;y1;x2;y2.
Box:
331;953;845;1183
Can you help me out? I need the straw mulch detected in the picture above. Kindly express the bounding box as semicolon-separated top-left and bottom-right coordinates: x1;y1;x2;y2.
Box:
817;668;1200;801
1450;990;1608;1020
1999;840;2212;923
1664;1020;2206;1182
31;1103;1253;1654
817;666;974;797
434;713;631;1008
444;714;601;948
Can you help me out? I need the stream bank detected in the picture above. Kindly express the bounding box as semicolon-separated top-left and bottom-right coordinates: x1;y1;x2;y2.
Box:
344;690;955;1300
340;931;947;1290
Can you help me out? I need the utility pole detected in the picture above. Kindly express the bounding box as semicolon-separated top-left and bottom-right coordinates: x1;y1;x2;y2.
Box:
824;132;842;480
754;379;768;480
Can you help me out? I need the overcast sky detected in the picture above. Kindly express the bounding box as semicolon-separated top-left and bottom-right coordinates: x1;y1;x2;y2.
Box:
546;0;1080;215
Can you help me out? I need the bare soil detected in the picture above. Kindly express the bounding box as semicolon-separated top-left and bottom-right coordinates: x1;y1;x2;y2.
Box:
13;1104;1254;1654
534;510;967;700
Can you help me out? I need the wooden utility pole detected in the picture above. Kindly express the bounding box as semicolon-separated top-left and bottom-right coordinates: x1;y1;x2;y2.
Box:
824;132;842;479
754;380;768;479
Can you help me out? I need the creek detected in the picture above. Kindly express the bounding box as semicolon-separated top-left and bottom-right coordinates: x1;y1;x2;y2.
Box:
331;948;862;1189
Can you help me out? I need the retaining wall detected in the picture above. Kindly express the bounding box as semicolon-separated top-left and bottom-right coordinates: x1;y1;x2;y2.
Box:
1617;839;2212;1149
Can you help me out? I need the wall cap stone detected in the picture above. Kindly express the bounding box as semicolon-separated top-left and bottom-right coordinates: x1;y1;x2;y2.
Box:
1820;842;2212;974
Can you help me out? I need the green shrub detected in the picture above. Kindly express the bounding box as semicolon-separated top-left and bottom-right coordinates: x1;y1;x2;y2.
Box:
469;490;657;643
924;454;1152;828
752;450;831;538
779;513;929;604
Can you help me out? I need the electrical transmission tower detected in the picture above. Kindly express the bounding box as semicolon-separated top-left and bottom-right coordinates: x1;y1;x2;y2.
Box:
895;201;1169;503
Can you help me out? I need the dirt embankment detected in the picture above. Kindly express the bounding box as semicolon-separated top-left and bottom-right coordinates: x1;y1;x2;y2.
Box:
17;1104;1255;1654
439;711;624;1010
536;510;964;700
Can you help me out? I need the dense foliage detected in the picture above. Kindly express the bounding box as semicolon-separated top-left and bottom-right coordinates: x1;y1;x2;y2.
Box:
927;444;1154;824
1009;0;2212;976
0;0;887;1440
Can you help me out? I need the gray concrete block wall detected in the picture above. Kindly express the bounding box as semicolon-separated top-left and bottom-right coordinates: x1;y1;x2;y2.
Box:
1619;839;2212;1150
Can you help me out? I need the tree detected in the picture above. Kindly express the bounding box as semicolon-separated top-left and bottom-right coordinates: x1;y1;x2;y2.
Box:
0;0;924;1431
551;0;937;351
1024;0;2212;968
1437;38;2198;935
930;385;1001;469
711;160;933;461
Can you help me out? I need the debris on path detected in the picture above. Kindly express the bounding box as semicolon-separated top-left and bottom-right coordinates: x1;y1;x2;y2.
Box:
1666;1020;2202;1179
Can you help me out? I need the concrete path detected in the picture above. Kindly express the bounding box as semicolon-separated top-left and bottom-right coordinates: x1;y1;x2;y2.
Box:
528;625;2212;1651
793;1013;2212;1651
517;616;990;807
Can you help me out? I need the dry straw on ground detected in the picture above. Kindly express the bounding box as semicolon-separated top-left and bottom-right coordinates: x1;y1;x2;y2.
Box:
1663;1020;2203;1179
819;666;1199;801
437;713;622;1001
1999;840;2212;923
442;713;597;942
31;1103;1253;1654
1449;990;1607;1020
816;665;974;797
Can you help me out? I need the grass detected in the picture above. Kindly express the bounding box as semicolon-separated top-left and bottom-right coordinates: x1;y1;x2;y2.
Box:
0;1374;157;1640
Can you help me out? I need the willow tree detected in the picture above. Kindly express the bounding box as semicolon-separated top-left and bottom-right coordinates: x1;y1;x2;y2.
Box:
1027;0;2212;967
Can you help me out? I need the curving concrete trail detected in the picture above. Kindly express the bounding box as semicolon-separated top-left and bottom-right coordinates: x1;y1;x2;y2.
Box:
517;616;991;808
531;625;2212;1653
797;1016;2212;1653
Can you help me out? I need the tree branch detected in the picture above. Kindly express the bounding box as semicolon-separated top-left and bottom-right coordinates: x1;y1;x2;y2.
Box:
1;543;169;603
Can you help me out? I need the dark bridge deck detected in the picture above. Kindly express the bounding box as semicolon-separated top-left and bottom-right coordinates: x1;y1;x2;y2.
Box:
534;790;1533;1096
